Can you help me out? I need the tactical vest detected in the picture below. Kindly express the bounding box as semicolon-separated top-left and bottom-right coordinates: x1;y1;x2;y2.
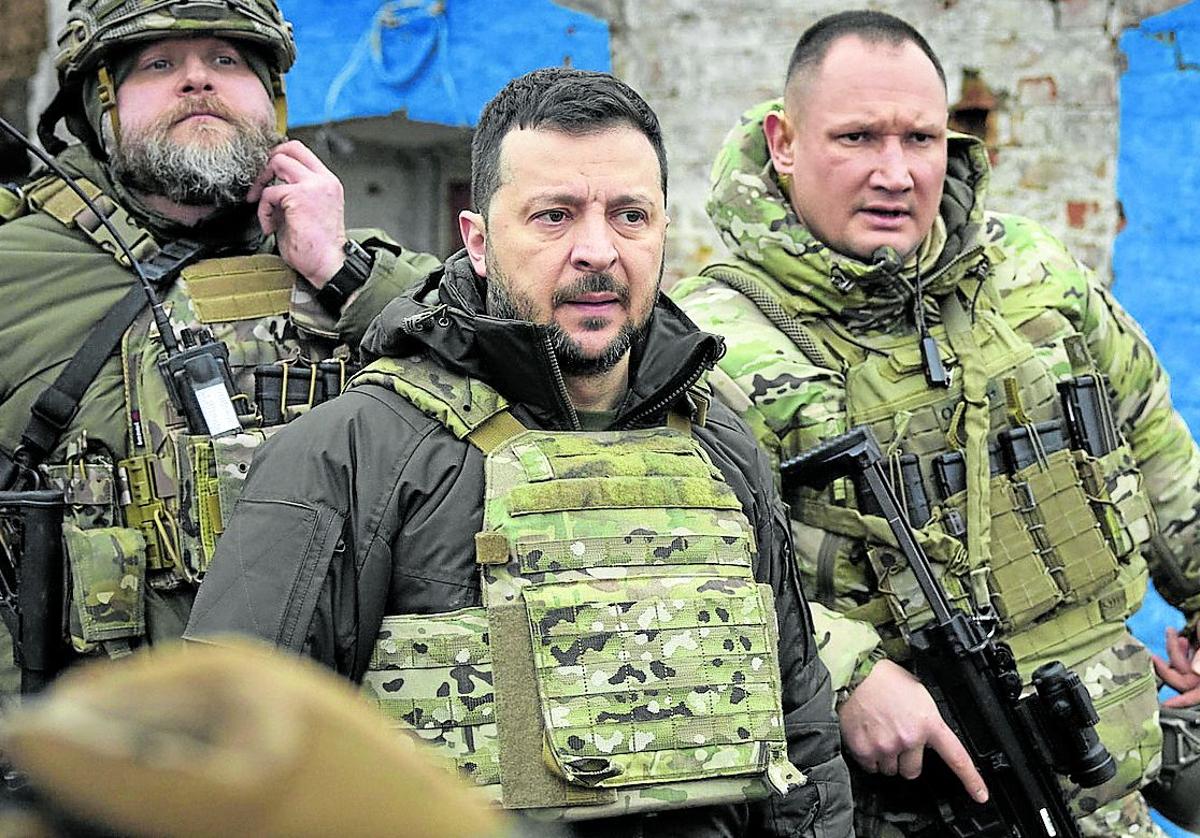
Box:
702;256;1162;811
348;356;803;819
5;174;351;654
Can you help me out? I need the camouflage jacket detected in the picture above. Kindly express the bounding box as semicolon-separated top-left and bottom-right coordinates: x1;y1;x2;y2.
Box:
672;100;1200;696
185;252;855;837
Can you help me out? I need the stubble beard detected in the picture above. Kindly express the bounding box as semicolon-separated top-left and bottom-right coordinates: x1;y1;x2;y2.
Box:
484;247;662;378
107;96;281;208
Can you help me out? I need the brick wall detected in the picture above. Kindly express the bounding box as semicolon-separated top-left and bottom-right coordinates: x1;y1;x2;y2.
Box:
565;0;1188;282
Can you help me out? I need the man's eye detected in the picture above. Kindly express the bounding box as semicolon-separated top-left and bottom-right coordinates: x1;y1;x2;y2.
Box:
618;210;647;224
215;55;238;66
541;210;568;223
841;132;868;143
146;58;171;70
910;133;933;144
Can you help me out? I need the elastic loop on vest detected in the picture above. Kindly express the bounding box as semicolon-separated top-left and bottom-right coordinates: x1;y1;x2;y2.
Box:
466;409;527;454
667;411;691;434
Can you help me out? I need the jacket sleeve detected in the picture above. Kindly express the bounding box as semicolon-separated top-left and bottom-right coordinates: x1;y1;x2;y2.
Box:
673;274;886;701
281;229;440;352
184;388;416;677
993;214;1200;627
337;230;442;348
700;407;853;837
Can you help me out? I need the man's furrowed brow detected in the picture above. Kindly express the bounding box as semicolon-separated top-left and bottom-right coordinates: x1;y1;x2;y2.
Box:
521;190;585;213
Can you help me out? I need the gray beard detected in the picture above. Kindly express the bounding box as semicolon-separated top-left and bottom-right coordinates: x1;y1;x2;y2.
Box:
106;112;279;208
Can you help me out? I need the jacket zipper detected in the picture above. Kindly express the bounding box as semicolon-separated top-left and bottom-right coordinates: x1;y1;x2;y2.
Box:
541;332;581;430
925;245;986;288
616;348;715;430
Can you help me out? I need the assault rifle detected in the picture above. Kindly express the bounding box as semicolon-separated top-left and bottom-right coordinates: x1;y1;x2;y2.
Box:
0;491;67;694
782;427;1115;838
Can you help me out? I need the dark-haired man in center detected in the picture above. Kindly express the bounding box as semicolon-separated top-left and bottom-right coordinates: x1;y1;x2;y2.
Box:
185;67;852;836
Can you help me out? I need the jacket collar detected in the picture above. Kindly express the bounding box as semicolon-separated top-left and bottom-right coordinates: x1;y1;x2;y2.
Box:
361;251;725;429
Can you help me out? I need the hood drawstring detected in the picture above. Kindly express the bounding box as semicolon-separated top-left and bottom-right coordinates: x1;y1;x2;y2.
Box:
874;246;950;388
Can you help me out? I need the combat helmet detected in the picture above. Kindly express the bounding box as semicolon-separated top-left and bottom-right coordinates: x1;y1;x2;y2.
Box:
38;0;296;157
1141;706;1200;832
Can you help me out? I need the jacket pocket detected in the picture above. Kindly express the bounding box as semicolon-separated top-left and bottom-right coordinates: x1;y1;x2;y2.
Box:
190;498;343;650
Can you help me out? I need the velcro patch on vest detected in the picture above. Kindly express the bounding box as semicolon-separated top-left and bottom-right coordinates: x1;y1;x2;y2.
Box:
515;533;752;575
508;477;742;515
182;255;296;322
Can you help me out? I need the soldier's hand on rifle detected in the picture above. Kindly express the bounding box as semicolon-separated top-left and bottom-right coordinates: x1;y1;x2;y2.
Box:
838;659;990;803
1153;626;1200;708
249;140;348;288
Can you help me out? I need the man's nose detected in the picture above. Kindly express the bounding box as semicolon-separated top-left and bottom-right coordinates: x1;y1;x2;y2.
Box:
869;138;914;192
179;54;215;94
569;212;618;273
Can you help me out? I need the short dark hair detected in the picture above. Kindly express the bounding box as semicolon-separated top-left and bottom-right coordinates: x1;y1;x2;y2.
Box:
471;67;668;217
785;10;946;101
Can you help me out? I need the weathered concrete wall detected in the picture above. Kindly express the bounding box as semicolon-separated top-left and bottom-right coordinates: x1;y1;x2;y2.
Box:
564;0;1188;282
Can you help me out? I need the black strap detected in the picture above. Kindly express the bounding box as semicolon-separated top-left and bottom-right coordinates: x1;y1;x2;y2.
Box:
13;239;208;472
18;284;148;463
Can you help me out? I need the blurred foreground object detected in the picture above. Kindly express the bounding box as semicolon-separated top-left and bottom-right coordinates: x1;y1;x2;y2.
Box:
0;639;502;838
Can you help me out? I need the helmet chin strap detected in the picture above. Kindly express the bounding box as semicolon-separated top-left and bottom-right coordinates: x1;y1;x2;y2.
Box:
96;63;121;152
271;71;288;135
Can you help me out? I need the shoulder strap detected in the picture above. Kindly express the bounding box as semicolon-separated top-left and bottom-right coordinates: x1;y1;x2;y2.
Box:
0;183;25;223
24;174;160;267
12;241;208;473
347;356;513;441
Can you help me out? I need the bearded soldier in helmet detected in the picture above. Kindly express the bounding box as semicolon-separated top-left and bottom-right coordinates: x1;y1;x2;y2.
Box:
0;0;438;693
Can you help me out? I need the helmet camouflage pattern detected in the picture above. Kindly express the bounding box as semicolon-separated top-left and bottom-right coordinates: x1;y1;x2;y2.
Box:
40;0;294;155
55;0;296;83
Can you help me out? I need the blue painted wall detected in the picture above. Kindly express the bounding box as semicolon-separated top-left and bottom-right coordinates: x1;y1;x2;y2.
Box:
278;0;611;128
1118;4;1200;837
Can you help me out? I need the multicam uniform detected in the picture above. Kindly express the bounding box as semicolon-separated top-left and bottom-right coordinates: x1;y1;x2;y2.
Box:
672;100;1200;837
0;144;437;672
184;253;854;836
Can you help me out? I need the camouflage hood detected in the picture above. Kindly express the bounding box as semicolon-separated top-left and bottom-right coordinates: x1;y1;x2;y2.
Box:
360;251;724;430
707;100;992;328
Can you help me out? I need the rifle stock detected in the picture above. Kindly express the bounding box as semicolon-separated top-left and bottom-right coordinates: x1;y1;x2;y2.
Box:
0;490;67;694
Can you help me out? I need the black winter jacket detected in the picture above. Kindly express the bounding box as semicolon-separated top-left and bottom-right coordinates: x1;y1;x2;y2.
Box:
186;253;853;837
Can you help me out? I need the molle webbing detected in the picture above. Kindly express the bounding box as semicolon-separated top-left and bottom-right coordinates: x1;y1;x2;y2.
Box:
24;174;159;267
359;358;802;816
479;426;799;812
940;291;993;577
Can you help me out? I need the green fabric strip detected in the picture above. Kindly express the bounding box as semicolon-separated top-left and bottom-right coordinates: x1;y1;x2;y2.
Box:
508;476;741;515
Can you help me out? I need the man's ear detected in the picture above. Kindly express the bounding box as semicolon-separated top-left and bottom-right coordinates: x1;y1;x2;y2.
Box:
458;210;488;277
763;111;796;177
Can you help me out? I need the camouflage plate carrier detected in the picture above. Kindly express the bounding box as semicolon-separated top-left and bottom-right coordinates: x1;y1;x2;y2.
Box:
692;252;1163;820
3;173;349;657
348;355;803;819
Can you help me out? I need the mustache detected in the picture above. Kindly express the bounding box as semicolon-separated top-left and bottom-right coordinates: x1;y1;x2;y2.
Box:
551;273;630;307
163;96;245;128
